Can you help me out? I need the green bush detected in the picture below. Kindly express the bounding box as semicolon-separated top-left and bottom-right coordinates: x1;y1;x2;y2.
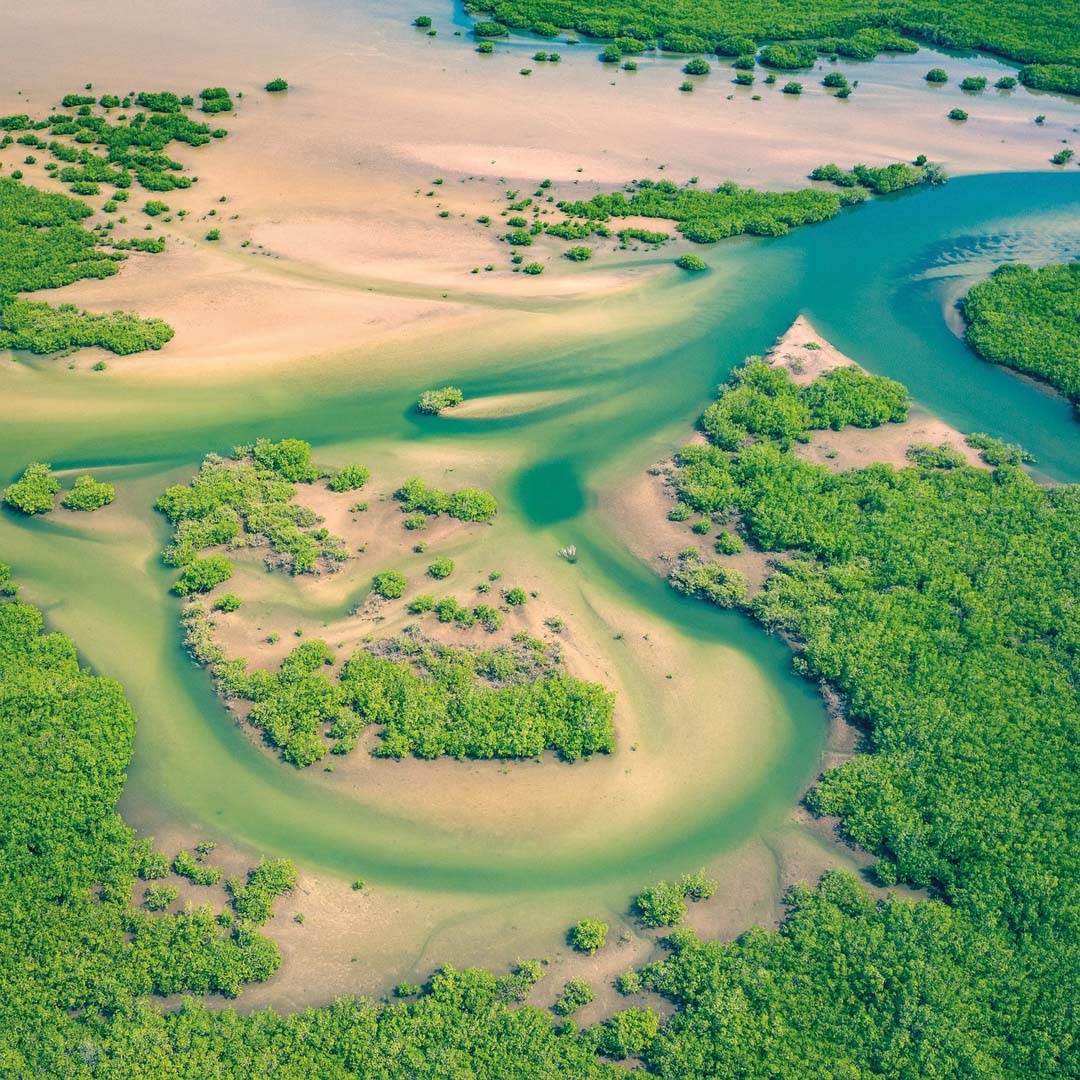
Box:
213;594;242;613
714;531;743;554
473;604;504;632
264;77;289;92
171;555;234;596
907;442;967;469
553;979;593;1015
568;918;608;953
172;848;223;886
683;58;711;75
676;254;706;271
428;557;454;579
143;885;178;911
417;386;464;414
227;859;297;924
397;479;497;523
565;245;592;261
187;627;616;764
948;107;969;120
328;464;371;492
448;488;498;522
593;1008;660;1059
504;587;527;606
924;67;949;82
960;75;988;91
0;300;174;356
781;81;803;94
61;474;114;511
199;87;234;114
669;556;746;607
759;43;817;69
635;880;687;927
3;462;59;515
372;571;407;599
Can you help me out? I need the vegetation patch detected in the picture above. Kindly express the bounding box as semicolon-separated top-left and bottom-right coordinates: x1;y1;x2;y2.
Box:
417;386;465;414
183;617;616;766
554;175;879;244
3;463;60;515
467;0;1080;71
155;439;347;582
0;178;173;356
642;350;1080;1073
61;474;114;511
809;159;946;193
394;477;498;523
960;261;1080;406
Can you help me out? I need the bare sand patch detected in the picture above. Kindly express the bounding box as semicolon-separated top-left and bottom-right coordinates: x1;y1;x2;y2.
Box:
439;390;578;419
766;316;985;471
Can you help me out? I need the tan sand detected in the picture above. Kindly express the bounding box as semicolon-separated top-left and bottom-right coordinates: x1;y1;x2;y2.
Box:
2;0;1075;391
765;316;985;470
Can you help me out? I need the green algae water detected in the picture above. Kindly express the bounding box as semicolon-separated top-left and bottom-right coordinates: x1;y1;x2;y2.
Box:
2;171;1079;957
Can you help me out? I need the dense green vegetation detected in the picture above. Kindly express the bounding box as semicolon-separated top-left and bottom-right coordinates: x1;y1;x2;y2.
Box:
264;77;289;92
327;463;370;491
759;42;817;69
553;979;594;1014
556;176;875;244
1019;62;1080;94
0;299;173;355
0;577;303;1072
394;476;498;522
0;177;173;356
155;440;347;581
183;616;616;765
569;918;609;953
650;354;1080;1074
62;474;115;511
467;0;1080;70
634;869;717;927
199;87;235;114
3;462;60;515
417;385;465;414
960;261;1080;405
809;159;945;193
675;253;706;271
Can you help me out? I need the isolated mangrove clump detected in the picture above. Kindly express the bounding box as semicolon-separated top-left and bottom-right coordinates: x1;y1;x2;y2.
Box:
417;386;464;414
676;254;707;271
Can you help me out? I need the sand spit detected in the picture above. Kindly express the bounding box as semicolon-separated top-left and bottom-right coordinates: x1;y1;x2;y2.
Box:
766;315;985;470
